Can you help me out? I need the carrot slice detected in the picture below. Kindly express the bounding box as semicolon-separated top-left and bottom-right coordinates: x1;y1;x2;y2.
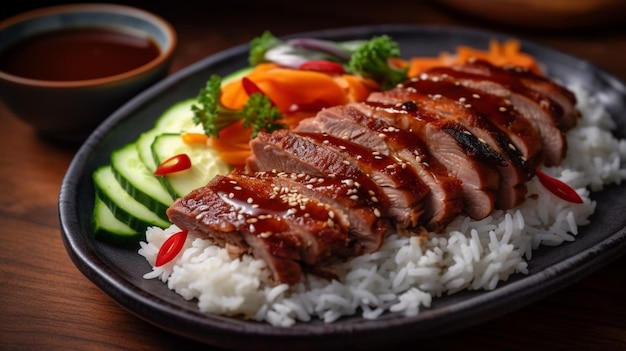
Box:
407;39;541;77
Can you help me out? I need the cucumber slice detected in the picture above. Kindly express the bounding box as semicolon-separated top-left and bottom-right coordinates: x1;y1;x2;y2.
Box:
92;194;140;246
152;133;231;198
111;142;173;220
137;99;201;171
153;98;201;132
93;165;171;232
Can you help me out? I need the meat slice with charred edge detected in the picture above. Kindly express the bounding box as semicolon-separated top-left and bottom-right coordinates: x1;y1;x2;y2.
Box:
296;105;465;231
368;78;538;209
423;60;580;166
352;100;501;220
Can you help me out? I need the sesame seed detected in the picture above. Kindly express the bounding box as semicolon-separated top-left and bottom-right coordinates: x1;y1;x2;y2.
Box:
195;213;204;219
327;218;334;227
251;204;259;208
350;195;359;201
339;145;347;150
373;208;381;217
246;197;254;204
228;192;235;199
343;160;350;165
472;93;481;99
233;186;242;191
508;143;516;150
247;218;258;224
499;106;507;112
328;211;335;218
371;196;379;203
260;231;272;238
459;97;466;103
464;104;472;108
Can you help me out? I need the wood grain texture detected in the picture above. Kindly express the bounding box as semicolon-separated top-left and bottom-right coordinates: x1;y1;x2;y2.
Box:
1;1;624;350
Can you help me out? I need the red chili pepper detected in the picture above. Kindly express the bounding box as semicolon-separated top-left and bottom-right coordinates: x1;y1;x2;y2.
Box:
154;153;192;176
298;60;345;75
155;230;189;267
535;169;583;204
242;76;266;96
241;77;277;107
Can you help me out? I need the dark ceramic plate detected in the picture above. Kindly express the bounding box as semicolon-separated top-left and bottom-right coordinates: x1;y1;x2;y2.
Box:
59;25;626;350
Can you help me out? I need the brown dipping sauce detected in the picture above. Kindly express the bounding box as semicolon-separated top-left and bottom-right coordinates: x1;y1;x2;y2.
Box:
0;27;160;81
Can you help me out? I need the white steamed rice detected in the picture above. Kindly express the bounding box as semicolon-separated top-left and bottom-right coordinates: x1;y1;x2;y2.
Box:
139;84;626;327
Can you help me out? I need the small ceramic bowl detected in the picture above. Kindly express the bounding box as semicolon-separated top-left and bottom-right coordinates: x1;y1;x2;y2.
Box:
0;4;177;143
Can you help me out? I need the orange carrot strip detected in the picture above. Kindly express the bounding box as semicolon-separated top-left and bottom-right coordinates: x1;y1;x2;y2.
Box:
340;74;379;102
407;56;449;78
181;132;208;145
407;39;540;77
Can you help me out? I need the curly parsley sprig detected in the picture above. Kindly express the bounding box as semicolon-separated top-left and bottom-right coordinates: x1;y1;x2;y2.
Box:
192;75;284;138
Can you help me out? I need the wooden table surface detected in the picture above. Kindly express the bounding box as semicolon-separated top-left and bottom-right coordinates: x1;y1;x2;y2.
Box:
2;1;625;350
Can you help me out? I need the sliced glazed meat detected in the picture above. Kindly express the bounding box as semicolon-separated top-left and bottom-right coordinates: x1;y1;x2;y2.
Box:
454;60;579;130
296;105;464;231
423;61;579;166
166;172;357;284
248;129;426;228
353;99;500;220
370;78;536;209
254;169;389;254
